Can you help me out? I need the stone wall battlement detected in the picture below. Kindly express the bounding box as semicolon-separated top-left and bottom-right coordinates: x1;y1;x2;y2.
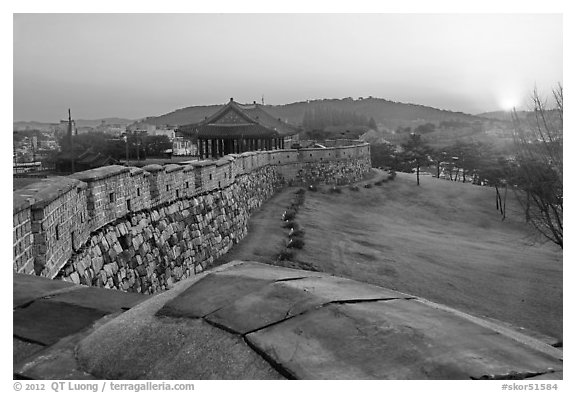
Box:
13;142;371;291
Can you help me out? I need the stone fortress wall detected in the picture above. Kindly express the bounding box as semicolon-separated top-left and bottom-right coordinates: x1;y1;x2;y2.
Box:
13;142;371;293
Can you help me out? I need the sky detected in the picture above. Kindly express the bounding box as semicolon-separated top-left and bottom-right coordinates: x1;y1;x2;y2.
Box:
13;13;563;122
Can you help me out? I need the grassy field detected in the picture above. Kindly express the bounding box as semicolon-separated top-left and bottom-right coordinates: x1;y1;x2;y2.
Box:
289;172;562;341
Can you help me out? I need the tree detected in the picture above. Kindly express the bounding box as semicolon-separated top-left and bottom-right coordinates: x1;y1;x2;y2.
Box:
447;140;483;183
401;133;432;186
477;155;512;220
368;117;378;130
511;85;562;248
430;148;450;179
370;143;405;170
414;122;436;134
144;135;172;157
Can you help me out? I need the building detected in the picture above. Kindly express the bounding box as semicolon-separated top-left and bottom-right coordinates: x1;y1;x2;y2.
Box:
172;136;196;156
178;98;299;159
54;148;117;173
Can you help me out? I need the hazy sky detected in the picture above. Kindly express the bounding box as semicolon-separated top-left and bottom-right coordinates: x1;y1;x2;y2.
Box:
13;13;562;122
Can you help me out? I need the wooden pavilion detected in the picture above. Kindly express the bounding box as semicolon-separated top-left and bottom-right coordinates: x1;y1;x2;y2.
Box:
178;98;295;159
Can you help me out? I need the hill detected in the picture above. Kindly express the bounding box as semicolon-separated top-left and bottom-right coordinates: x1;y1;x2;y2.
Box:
14;117;135;131
13;121;58;131
477;110;528;122
142;97;487;130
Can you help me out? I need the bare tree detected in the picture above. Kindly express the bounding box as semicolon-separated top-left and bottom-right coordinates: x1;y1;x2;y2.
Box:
512;85;563;248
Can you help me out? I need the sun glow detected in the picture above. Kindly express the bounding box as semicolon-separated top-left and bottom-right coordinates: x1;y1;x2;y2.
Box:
499;97;519;112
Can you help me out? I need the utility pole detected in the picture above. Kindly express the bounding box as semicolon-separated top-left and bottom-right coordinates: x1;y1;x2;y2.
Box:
68;108;75;173
124;134;129;165
136;132;140;161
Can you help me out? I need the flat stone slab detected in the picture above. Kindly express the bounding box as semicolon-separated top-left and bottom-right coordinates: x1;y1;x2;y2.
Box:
44;286;146;314
206;275;412;335
13;338;45;365
156;274;276;318
13;300;108;346
246;300;562;379
216;261;319;281
13;273;76;308
13;261;563;380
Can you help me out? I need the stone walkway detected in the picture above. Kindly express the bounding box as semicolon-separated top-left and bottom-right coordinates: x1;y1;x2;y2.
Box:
13;262;563;380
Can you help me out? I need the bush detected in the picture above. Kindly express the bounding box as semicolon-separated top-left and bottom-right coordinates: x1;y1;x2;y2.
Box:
328;186;342;194
289;228;305;238
277;249;294;261
287;238;305;249
388;170;397;180
283;220;299;230
283;209;296;221
374;181;382;186
364;183;373;189
295;188;306;195
349;185;360;192
308;184;318;192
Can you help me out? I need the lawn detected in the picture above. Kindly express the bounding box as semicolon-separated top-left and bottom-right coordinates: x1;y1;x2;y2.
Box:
290;172;562;341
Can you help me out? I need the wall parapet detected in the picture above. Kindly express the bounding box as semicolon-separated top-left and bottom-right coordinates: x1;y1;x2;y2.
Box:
13;142;371;283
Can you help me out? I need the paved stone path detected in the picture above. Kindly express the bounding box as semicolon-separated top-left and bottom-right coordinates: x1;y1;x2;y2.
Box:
13;262;562;380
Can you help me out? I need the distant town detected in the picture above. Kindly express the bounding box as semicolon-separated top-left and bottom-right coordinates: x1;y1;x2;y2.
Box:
13;117;200;177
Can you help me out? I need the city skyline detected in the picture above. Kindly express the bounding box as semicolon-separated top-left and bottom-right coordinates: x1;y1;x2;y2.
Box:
14;13;562;122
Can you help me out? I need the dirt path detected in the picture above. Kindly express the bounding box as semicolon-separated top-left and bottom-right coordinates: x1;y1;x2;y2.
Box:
213;187;298;266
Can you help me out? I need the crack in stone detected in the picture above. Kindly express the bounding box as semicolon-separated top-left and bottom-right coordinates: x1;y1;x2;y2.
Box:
242;336;297;380
273;276;312;283
471;370;556;380
329;297;414;304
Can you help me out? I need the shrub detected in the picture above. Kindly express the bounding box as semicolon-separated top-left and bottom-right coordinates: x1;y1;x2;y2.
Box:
349;185;360;192
283;209;296;221
283;220;300;230
295;188;306;195
289;228;305;238
374;181;382;186
364;183;373;189
328;186;342;194
388;170;397;180
287;238;305;249
277;249;294;261
308;184;318;192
